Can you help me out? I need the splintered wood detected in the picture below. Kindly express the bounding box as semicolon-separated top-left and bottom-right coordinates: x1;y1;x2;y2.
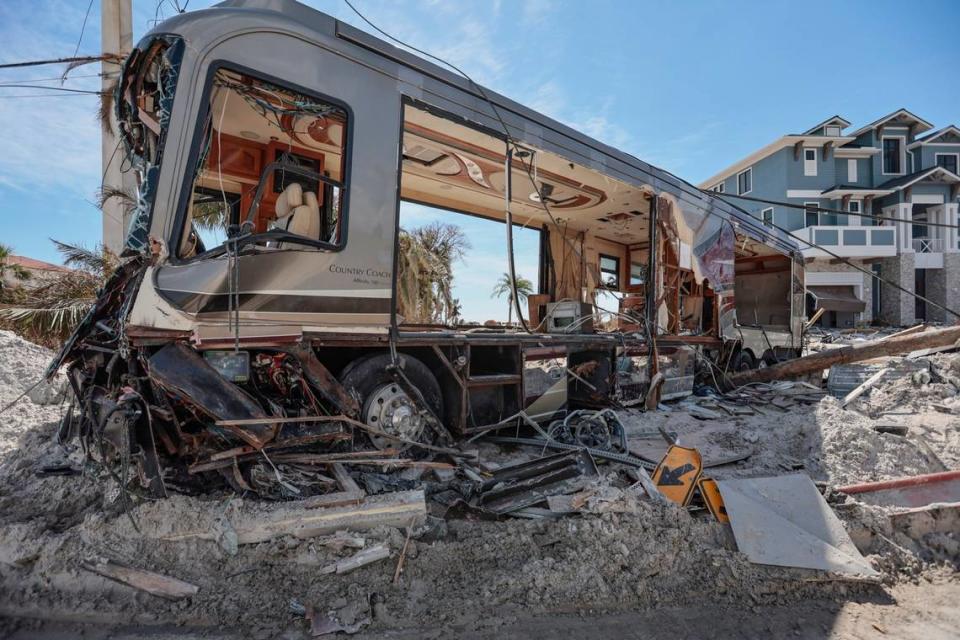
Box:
157;490;427;546
81;558;199;600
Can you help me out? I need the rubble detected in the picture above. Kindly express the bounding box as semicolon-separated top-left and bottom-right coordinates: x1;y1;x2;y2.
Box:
0;329;958;636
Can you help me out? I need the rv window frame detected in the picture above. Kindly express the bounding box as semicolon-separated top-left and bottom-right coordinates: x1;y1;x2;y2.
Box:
170;61;355;263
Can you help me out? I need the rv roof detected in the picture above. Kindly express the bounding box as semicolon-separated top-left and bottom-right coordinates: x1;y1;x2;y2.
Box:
151;0;799;257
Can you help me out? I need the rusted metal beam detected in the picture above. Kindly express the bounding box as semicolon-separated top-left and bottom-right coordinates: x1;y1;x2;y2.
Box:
289;345;360;417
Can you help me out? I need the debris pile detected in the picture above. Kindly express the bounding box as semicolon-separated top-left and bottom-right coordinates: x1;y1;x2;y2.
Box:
0;329;957;636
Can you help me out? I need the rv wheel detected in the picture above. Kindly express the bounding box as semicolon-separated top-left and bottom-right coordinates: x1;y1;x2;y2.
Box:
729;350;754;372
339;354;442;449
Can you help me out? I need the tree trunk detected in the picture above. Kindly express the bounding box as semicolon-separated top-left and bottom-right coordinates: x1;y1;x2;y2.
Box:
727;325;960;387
507;295;513;326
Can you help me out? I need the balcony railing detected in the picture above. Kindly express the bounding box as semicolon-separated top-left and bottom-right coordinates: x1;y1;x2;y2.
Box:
796;225;897;258
912;237;944;253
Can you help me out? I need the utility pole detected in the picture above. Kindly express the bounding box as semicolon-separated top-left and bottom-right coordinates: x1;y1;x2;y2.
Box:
101;0;134;253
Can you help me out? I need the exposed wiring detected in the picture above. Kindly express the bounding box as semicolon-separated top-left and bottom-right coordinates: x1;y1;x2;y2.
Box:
344;0;960;336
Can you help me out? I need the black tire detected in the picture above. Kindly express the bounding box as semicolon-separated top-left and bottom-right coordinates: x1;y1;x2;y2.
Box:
730;350;754;372
339;353;442;442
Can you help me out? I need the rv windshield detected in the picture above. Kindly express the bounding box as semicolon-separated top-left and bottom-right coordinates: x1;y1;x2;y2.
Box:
178;68;349;258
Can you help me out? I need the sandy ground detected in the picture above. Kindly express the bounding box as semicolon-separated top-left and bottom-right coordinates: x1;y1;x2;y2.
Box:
0;330;957;639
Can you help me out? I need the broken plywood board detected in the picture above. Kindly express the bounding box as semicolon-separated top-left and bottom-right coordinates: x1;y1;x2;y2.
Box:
716;474;879;578
157;490;426;546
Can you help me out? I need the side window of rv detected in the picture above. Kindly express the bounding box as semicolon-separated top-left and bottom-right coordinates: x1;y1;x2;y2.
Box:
179;68;349;258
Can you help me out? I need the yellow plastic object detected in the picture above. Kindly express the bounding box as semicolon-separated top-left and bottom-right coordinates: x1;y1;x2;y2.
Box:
698;477;729;523
652;445;703;506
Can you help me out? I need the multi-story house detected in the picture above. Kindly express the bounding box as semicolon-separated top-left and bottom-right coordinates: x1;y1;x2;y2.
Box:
699;109;960;327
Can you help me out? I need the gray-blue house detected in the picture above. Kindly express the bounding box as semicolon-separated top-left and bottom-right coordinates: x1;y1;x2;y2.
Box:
700;109;960;327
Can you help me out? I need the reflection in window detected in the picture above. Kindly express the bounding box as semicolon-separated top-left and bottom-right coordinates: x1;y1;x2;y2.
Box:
180;68;349;258
599;254;621;289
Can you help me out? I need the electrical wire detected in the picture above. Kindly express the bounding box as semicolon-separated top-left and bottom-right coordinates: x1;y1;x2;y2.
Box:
73;0;96;57
0;55;110;70
0;72;104;85
343;0;960;331
719;191;960;230
0;84;100;95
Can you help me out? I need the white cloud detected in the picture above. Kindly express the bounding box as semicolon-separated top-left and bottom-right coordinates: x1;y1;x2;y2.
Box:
521;0;554;26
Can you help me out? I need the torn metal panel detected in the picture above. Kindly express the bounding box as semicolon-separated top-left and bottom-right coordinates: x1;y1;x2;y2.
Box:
475;450;598;514
147;342;275;448
289;345;360;417
716;474;879;578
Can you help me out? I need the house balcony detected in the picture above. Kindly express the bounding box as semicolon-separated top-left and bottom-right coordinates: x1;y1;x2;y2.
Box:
796;225;897;259
913;237;944;268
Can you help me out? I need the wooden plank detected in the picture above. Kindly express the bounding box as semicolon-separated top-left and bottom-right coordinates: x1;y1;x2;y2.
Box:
161;490;427;545
81;559;199;601
728;325;960;386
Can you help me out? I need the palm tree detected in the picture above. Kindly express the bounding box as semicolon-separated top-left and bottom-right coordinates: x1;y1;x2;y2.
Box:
491;272;533;325
396;222;469;325
0;241;116;347
0;243;30;297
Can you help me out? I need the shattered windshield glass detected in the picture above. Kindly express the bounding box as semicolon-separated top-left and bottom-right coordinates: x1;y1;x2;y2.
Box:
177;68;349;259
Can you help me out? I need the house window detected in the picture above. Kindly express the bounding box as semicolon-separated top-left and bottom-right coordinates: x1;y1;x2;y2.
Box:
848;200;861;214
825;125;842;136
805;202;819;227
847;158;858;183
804;148;818;176
712;182;725;193
737;168;752;195
761;207;774;228
599;254;621;289
882;138;902;174
936;154;958;175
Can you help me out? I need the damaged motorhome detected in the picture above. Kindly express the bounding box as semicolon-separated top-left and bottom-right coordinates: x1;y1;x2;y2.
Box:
49;0;805;498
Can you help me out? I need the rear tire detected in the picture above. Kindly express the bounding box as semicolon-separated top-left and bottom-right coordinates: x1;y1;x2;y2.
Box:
339;353;442;449
730;350;754;372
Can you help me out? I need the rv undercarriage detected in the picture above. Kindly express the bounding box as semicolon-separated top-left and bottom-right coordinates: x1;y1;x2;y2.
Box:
53;257;708;500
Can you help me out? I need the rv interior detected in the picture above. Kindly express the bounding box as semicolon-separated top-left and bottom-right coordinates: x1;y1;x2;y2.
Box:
172;66;791;339
179;68;348;258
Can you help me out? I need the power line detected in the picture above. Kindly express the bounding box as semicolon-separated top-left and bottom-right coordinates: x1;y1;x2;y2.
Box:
73;0;97;57
719;191;960;230
0;93;97;99
343;0;960;324
0;84;100;95
0;73;105;85
0;55;111;70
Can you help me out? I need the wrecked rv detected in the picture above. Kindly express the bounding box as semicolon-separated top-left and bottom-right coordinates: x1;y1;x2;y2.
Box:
49;0;805;498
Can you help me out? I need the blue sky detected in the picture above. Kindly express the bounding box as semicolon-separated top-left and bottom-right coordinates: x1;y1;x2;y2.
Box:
1;0;958;320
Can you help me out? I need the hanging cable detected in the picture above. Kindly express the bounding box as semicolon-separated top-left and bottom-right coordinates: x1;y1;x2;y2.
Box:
718;191;960;230
0;55;113;70
342;1;960;331
343;0;600;332
0;84;100;95
73;0;96;57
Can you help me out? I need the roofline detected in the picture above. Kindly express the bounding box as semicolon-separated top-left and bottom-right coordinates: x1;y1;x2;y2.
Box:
801;115;851;135
883;166;960;191
697;135;854;189
907;124;960;149
850;108;935;137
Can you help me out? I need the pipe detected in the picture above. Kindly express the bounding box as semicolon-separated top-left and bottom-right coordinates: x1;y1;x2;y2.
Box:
837;469;960;495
